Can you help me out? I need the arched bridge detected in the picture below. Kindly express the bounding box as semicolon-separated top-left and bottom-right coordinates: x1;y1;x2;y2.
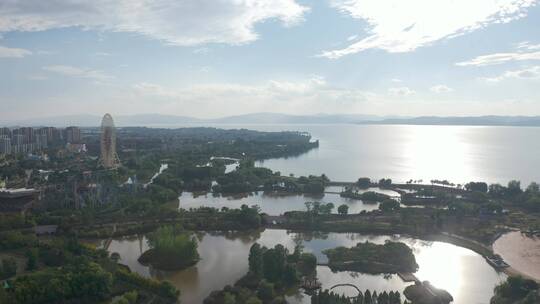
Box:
330;284;362;297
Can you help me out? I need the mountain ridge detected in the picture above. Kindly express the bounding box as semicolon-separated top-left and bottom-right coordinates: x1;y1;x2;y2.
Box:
2;113;539;127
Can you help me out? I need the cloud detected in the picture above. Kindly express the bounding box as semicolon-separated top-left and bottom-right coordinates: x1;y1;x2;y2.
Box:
0;45;32;58
320;0;537;58
483;66;540;82
515;41;540;50
456;50;540;66
43;65;113;81
131;76;380;116
0;0;308;46
388;87;415;96
430;85;453;93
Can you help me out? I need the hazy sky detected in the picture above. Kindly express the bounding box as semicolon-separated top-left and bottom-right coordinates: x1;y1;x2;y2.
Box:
1;0;540;119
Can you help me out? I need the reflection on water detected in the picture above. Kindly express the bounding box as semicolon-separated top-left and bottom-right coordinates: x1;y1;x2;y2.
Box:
104;229;505;304
247;124;540;185
178;191;382;215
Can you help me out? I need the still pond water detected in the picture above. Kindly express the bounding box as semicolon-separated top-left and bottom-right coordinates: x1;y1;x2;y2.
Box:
104;229;506;304
178;187;400;215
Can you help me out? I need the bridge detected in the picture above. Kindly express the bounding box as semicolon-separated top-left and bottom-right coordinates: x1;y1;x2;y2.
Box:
329;284;362;297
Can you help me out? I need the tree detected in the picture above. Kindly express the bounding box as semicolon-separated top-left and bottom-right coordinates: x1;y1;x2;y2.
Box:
489;183;507;198
1;258;17;279
492;276;539;303
282;263;299;285
337;204;349;215
25;248;37;271
357;178;371;188
249;243;264;277
246;297;263;304
507;180;522;197
223;292;236;304
465;182;488;193
379;199;400;212
298;253;317;275
379;178;392;188
257;280;275;302
262;246;287;283
526;182;539;194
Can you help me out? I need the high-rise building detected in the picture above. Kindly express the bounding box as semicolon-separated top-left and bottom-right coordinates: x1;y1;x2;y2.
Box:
0;128;11;138
65;126;81;143
20;127;34;144
99;114;120;168
0;137;11;155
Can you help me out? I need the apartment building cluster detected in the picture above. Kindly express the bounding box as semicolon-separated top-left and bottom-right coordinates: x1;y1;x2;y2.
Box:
0;126;81;155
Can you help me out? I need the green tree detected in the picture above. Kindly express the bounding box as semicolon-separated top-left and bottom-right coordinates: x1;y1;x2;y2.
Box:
223;292;236;304
337;204;349;215
257;280;275;302
25;248;38;271
282;263;299;285
246;297;263;304
507;180;522;197
357;178;371;188
379;199;400;212
1;258;17;279
249;243;264;277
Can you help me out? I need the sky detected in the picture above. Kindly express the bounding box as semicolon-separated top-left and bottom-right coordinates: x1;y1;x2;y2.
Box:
1;0;540;119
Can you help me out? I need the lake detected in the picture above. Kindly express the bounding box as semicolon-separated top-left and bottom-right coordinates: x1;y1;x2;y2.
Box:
103;229;506;304
178;187;401;215
178;124;540;186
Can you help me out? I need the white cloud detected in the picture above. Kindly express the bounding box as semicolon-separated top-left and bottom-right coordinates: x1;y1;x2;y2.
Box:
456;50;540;66
388;87;415;96
0;45;31;58
131;77;380;116
0;0;308;46
430;85;453;93
192;47;211;55
43;65;113;81
320;0;537;58
516;41;540;50
391;78;402;83
483;66;540;82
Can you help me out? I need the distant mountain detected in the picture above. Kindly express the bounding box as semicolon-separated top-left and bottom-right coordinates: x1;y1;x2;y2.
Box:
209;113;389;124
115;114;204;125
1;113;391;127
2;113;539;127
361;116;540;127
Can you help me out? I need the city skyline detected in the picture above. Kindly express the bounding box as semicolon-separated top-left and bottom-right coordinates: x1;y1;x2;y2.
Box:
1;0;540;118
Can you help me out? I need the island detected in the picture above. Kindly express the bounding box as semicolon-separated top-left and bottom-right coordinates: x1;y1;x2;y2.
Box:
138;225;199;271
323;241;419;274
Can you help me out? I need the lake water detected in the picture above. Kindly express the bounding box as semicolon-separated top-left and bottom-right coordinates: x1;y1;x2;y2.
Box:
183;124;540;186
178;186;400;215
104;229;505;304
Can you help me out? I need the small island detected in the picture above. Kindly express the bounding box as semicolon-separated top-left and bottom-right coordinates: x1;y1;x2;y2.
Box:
323;241;419;274
138;225;199;271
340;188;391;202
404;281;453;304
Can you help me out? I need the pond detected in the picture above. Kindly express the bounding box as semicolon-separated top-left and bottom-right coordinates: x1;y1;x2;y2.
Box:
103;229;505;304
178;191;383;215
